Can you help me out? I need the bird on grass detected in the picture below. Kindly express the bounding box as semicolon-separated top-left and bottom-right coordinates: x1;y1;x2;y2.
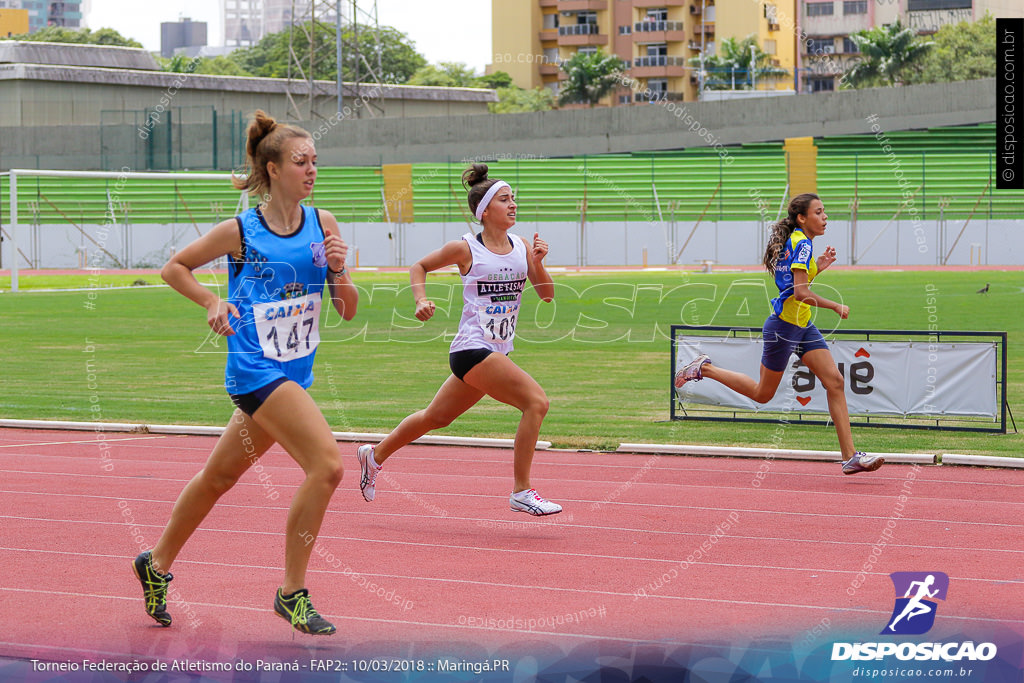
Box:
976;283;990;294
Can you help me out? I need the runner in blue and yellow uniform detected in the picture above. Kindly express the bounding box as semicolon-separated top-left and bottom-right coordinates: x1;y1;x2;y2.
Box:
131;110;359;635
675;193;883;476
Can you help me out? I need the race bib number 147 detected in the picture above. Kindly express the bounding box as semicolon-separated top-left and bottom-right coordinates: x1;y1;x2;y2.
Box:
253;292;322;362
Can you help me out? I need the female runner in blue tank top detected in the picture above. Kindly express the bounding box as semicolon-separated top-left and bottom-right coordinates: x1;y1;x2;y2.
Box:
355;164;562;516
131;111;358;635
675;193;883;476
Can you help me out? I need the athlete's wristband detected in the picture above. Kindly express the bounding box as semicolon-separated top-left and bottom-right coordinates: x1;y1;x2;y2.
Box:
328;265;347;278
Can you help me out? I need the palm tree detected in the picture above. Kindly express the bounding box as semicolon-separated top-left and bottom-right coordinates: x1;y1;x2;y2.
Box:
843;20;934;88
558;49;627;107
689;35;788;91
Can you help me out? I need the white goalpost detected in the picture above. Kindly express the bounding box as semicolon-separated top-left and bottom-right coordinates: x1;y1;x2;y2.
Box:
2;169;247;292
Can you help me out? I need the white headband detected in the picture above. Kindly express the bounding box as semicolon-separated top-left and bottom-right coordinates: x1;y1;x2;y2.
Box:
474;181;511;221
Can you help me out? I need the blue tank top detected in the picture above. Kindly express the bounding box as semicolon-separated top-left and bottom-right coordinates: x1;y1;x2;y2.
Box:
224;205;328;395
770;229;818;327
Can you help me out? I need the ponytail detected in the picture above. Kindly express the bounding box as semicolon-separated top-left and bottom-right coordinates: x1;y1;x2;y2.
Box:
763;218;796;273
232;110;311;199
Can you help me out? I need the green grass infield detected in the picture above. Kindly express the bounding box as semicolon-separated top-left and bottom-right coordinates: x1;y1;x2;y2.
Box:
1;268;1020;457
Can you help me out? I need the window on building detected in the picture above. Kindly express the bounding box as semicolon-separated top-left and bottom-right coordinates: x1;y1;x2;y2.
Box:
543;13;559;29
544;47;560;64
645;8;669;21
908;0;971;9
619;24;632;34
619;94;632;104
806;38;835;54
578;11;597;24
578;46;598;56
843;0;867;14
647;78;668;93
842;36;859;53
763;39;777;55
807;77;835;92
806;2;834;16
646;43;668;56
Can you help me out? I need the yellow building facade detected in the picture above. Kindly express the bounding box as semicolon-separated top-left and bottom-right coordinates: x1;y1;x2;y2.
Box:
490;0;796;105
0;8;30;38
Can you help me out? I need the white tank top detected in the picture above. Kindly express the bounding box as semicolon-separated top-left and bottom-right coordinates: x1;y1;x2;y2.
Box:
449;232;528;355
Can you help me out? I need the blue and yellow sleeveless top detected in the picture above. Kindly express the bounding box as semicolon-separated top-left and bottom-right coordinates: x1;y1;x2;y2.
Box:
224;205;328;394
769;229;818;327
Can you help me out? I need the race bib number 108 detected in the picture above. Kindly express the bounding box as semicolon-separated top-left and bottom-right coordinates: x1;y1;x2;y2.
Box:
253;292;322;362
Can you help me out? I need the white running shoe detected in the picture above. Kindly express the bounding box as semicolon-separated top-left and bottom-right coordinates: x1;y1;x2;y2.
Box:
357;445;382;502
510;488;562;516
842;452;884;475
674;354;711;388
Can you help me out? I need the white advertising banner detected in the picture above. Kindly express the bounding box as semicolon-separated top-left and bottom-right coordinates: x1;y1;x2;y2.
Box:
675;336;998;418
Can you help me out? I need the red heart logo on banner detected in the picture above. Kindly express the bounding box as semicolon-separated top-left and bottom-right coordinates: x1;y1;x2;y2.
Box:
797;396;811;406
855;348;870;358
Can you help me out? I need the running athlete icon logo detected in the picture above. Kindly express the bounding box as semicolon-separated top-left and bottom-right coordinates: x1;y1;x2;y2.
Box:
882;572;949;635
310;241;327;268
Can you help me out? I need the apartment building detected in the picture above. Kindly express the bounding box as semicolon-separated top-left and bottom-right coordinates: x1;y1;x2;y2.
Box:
224;0;339;48
0;7;29;36
161;17;208;58
0;0;82;32
799;0;1023;93
491;0;797;105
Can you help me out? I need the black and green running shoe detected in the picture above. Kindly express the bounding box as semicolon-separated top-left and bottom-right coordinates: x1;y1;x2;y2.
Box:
274;588;336;635
132;551;173;626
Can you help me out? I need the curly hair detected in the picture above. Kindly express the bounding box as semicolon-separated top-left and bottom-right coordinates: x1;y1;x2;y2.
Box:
762;193;820;273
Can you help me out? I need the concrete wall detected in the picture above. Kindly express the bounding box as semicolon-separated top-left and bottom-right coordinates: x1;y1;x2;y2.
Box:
0;77;495;170
0;78;996;171
307;79;996;166
0;120;248;171
0;67;496;128
0;41;160;71
5;218;1020;271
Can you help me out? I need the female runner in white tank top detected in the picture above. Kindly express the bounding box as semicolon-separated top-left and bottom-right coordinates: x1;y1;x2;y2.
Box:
355;164;561;515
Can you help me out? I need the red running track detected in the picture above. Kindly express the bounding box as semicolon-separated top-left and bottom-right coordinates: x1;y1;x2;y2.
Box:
0;427;1022;665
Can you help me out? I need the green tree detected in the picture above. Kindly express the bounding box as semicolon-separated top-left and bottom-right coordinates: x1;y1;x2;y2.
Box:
842;20;934;88
351;25;426;83
903;14;995;85
689;35;788;91
4;26;141;47
558;49;627;107
489;86;555;114
408;65;516;90
157;54;198;73
195;55;253;77
476;70;514;90
407;61;479;87
157;54;252;77
231;22;425;83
